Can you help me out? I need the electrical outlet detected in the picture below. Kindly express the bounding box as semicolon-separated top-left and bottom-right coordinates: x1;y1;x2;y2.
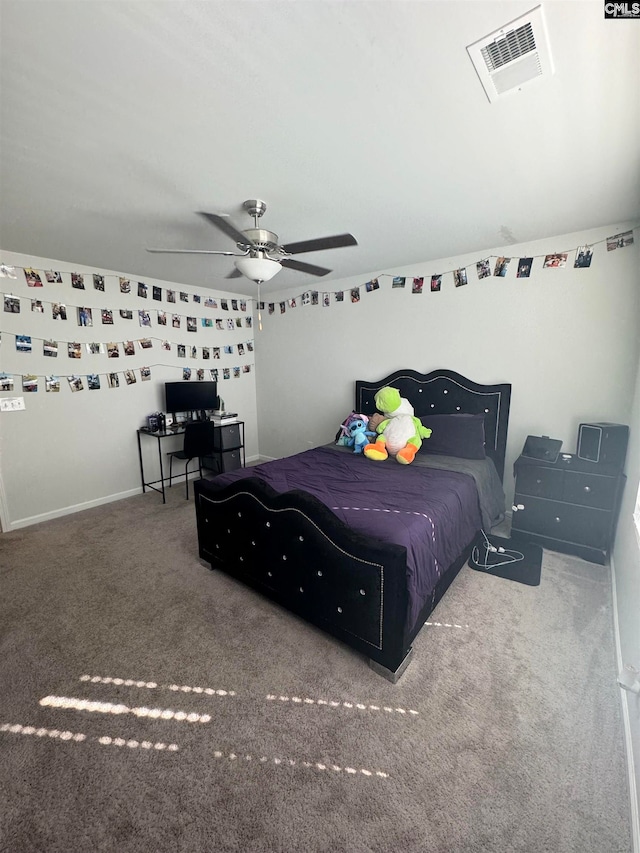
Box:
0;396;25;412
617;664;640;694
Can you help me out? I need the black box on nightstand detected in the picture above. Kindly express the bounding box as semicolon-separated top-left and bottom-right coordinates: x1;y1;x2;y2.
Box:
577;423;629;469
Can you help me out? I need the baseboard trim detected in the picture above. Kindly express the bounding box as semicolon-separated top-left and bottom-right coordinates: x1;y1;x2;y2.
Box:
5;460;265;530
610;552;640;853
7;487;143;530
0;470;10;533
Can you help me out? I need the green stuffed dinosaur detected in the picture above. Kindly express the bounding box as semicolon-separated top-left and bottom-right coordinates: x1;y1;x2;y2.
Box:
364;386;432;464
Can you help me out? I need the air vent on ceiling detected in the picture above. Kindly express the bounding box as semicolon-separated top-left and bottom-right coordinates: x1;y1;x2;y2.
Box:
466;5;554;104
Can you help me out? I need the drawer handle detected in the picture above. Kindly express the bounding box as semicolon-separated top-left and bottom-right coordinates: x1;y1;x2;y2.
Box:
555;516;561;523
583;485;591;493
536;479;542;485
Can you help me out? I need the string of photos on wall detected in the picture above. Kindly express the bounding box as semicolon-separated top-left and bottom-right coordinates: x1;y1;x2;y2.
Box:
252;228;636;316
0;227;636;384
0;264;255;396
0;365;251;396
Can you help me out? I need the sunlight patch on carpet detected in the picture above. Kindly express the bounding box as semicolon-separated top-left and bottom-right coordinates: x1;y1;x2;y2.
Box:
212;749;389;778
77;674;419;716
266;694;419;716
1;722;179;752
40;695;212;723
80;673;236;697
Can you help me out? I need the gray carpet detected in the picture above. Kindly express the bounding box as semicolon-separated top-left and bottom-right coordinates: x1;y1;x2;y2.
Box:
0;484;633;852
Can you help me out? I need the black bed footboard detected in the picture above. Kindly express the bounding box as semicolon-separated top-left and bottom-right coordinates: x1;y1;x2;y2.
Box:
194;477;410;673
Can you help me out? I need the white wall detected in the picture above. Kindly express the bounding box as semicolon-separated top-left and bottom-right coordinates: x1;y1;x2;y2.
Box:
255;223;639;506
613;347;640;840
0;251;258;529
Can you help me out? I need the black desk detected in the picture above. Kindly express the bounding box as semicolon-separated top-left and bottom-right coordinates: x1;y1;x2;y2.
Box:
137;421;245;503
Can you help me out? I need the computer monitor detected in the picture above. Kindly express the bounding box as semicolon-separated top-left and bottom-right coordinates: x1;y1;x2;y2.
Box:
164;381;218;421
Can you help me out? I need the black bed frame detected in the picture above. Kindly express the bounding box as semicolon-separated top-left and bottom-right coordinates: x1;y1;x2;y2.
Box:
194;369;511;681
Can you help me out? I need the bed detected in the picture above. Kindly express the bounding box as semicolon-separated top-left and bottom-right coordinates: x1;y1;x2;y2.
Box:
194;368;511;681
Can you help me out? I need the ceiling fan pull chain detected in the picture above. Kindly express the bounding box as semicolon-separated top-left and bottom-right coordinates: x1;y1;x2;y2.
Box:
257;281;263;332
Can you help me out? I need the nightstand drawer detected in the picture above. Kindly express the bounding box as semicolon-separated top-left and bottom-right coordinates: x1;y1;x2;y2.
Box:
514;465;563;499
512;495;611;549
562;471;618;510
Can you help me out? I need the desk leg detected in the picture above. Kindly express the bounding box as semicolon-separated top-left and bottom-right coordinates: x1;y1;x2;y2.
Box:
137;431;146;494
157;435;166;504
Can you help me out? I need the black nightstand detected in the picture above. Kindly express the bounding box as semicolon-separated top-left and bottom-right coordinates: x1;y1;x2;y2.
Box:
511;454;625;564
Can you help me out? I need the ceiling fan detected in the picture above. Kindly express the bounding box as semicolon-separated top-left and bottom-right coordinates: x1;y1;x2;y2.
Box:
147;199;358;284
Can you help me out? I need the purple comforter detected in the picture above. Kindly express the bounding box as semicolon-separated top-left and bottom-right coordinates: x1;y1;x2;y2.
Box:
212;445;484;631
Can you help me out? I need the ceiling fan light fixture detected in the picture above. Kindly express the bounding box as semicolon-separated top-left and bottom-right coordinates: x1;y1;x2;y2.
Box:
234;255;282;282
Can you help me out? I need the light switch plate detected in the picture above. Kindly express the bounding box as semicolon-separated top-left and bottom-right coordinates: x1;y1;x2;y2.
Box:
0;396;25;411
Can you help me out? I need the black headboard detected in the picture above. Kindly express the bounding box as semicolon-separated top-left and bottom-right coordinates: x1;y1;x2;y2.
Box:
355;368;511;483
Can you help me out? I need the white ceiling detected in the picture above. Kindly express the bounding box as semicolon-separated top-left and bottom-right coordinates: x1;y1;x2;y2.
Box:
1;1;639;296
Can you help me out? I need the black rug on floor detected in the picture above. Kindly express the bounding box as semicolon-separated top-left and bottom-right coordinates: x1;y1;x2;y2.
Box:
468;531;542;586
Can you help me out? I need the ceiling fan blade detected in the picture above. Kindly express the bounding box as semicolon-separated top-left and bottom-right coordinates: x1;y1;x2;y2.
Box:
280;233;357;255
146;248;244;255
280;258;331;277
198;212;256;248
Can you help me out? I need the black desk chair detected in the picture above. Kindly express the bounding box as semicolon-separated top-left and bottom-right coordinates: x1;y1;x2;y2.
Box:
168;421;217;499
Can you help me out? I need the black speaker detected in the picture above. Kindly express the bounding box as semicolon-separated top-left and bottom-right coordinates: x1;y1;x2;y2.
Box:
577;422;629;468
